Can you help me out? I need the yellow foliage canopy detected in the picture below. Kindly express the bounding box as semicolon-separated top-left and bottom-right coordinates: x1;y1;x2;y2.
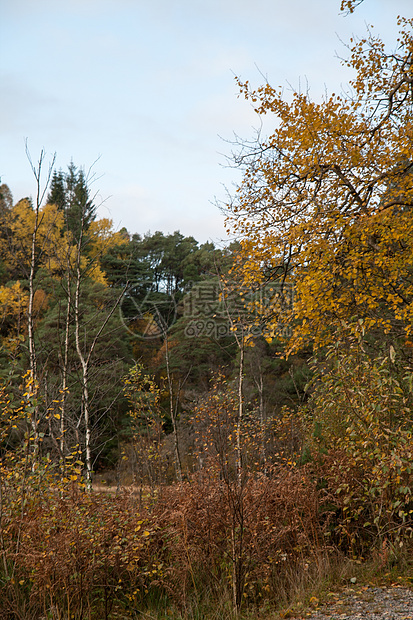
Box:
2;198;126;286
4;200;67;276
87;218;128;284
0;281;28;324
226;17;413;352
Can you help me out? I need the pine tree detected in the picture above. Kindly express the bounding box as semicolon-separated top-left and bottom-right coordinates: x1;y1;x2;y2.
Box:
47;163;96;241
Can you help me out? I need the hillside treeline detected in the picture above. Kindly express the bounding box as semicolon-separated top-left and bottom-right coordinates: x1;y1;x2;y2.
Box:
0;165;311;618
0;165;306;485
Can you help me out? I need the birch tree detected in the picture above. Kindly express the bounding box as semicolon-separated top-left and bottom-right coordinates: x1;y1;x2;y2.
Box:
25;146;56;453
67;169;126;487
226;17;413;354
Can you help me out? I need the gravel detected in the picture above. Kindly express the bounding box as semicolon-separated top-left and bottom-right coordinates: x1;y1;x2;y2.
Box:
297;586;413;620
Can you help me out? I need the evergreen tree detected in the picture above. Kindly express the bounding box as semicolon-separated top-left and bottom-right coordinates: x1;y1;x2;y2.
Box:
47;162;96;241
47;171;66;211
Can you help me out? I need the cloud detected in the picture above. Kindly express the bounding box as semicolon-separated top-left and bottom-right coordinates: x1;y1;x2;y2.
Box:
3;0;411;245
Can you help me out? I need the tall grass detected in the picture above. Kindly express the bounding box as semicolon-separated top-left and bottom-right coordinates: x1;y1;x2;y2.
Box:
2;456;411;619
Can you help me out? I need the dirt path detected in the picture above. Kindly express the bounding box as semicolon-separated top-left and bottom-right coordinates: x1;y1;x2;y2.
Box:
296;585;413;620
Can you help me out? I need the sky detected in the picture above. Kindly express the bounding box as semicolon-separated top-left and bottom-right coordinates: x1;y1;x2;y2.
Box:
1;0;411;244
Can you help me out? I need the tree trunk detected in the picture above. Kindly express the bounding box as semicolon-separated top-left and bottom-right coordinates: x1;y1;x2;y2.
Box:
236;340;244;488
74;236;93;490
26;146;56;457
165;336;183;482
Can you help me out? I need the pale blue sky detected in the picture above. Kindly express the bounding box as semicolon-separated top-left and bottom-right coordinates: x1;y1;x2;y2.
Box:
1;0;410;242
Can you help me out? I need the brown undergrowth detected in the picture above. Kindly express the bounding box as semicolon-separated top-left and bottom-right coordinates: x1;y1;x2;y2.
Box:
0;453;412;618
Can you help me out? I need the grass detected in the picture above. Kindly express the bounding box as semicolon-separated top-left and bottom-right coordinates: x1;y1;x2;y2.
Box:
2;456;413;619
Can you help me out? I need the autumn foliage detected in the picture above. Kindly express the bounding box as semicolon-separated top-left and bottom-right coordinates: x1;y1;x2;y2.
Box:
227;17;413;353
2;6;413;620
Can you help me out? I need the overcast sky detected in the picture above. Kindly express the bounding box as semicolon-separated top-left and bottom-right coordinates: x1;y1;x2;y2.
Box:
1;0;410;243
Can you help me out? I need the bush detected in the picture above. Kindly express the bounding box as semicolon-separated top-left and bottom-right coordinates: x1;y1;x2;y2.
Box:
303;327;413;554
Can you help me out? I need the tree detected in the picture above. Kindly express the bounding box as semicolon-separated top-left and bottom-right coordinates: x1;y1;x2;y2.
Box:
0;159;134;477
47;162;96;241
59;175;128;485
226;17;413;354
36;277;131;463
0;185;13;286
122;363;167;486
47;170;66;211
25;146;56;455
340;0;364;13
0;281;28;383
0;184;12;209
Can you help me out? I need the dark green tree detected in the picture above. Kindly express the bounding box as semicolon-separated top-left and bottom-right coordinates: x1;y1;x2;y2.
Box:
47;162;96;241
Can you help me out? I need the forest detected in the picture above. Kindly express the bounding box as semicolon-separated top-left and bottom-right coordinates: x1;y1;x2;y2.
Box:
1;2;413;618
